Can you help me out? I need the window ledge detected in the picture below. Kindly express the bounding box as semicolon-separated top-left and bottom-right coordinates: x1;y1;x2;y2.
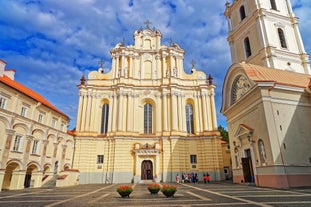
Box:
11;150;23;154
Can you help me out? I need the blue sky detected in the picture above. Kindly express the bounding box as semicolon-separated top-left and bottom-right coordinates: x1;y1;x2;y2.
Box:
0;0;311;129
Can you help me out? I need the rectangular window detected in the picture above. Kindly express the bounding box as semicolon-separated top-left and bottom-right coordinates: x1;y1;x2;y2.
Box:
101;104;109;134
186;104;194;134
38;114;44;123
190;154;197;164
21;106;28;117
61;122;65;131
0;96;7;109
270;0;277;10
52;118;57;128
12;135;23;151
32;140;40;154
144;104;152;134
97;155;104;164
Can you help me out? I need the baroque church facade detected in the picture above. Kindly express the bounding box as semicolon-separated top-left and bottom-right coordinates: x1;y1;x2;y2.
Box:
73;25;225;183
222;0;311;188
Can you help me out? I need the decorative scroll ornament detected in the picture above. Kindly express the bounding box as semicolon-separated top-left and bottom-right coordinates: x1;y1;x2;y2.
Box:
231;75;251;103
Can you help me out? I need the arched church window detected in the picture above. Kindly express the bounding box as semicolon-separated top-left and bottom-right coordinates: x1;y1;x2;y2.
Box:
244;37;252;58
185;104;194;134
101;104;109;134
240;5;246;21
144;103;152;134
270;0;277;10
258;139;267;165
278;28;287;48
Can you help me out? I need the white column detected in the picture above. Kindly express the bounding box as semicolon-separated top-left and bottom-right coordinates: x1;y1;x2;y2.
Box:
201;93;208;131
133;95;138;132
206;93;213;131
156;94;162;134
197;95;203;133
115;55;120;78
80;93;87;131
162;55;167;77
129;55;133;78
76;92;83;131
171;92;178;131
210;91;218;130
112;93;117;132
127;94;133;132
156;55;161;78
108;95;114;133
194;95;200;133
111;55;116;77
177;94;183;131
140;56;143;79
182;96;187;132
122;94;127;132
90;94;97;132
118;92;124;131
170;55;174;72
85;91;92;131
121;54;125;77
163;93;168;131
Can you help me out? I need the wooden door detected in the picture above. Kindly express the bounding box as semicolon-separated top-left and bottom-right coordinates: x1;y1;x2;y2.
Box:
141;160;153;180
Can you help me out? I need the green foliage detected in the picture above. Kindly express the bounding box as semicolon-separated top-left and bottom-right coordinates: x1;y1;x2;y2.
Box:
218;125;229;143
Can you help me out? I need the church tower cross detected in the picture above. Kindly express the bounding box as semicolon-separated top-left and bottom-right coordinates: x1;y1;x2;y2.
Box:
144;20;152;29
191;60;196;68
98;60;104;68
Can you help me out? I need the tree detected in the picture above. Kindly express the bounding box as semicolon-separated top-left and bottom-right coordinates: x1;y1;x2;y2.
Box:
218;125;229;143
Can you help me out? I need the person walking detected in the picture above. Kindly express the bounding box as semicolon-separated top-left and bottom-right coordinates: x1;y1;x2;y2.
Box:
203;173;206;184
206;172;210;183
176;174;180;183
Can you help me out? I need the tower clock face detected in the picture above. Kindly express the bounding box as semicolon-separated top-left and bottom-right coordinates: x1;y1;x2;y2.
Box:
231;75;251;103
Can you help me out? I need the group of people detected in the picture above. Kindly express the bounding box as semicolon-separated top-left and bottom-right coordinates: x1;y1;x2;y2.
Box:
176;172;210;184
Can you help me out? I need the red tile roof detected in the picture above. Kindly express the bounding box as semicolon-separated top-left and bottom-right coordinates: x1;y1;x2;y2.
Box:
240;63;311;88
0;59;7;64
0;75;68;119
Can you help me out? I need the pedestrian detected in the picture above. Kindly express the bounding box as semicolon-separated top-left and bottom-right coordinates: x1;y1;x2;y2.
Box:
206;172;210;183
203;173;206;184
181;173;185;183
190;172;194;183
176;174;180;183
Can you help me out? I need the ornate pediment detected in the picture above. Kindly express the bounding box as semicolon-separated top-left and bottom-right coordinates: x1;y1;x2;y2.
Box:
234;124;253;137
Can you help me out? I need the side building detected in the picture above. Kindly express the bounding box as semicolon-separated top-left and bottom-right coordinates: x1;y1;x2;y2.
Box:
0;59;75;190
222;0;311;188
73;26;225;184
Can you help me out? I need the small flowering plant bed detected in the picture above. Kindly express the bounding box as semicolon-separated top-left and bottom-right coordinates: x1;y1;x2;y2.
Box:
117;185;133;198
147;183;161;194
161;185;177;197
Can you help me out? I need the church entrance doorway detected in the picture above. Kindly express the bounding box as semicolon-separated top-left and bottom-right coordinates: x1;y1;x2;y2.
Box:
141;160;153;180
242;149;254;183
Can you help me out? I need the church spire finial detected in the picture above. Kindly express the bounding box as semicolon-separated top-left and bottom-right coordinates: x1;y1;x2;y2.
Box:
191;60;196;69
98;59;104;68
144;19;152;29
80;75;86;85
208;74;213;85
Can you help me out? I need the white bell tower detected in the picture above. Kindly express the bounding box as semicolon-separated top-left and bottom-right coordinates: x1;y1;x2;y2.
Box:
224;0;310;74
